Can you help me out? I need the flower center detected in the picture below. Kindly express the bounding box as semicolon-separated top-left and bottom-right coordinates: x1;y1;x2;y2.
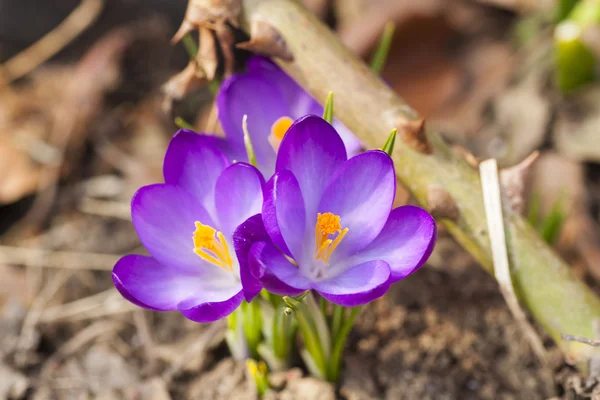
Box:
314;212;348;264
193;221;234;271
268;116;294;151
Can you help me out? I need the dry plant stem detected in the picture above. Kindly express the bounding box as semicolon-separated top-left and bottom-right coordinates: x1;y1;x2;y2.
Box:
0;0;104;86
162;320;225;383
40;320;124;380
134;310;157;371
240;0;600;370
562;334;600;347
15;271;71;366
79;197;131;220
480;159;546;363
40;288;137;323
0;245;119;271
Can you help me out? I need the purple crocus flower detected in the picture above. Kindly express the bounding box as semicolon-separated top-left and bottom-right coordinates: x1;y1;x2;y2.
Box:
112;130;264;323
234;115;436;307
216;57;362;176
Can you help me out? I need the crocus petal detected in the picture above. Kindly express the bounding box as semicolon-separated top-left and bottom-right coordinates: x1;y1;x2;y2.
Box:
215;162;264;236
247;57;362;156
246;56;302;108
276;115;347;222
113;255;240;311
131;183;214;271
332;121;363;156
181;290;245;323
262;170;306;259
112;268;161;311
217;74;289;175
312;260;391;307
249;241;310;296
163;130;229;217
233;214;270;301
348;205;437;282
318;151;395;260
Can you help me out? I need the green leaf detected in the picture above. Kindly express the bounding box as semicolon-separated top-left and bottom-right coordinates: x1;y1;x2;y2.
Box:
539;197;568;245
225;308;248;360
554;23;596;94
381;128;397;156
284;295;328;377
554;0;600;93
527;191;541;228
300;349;325;379
174;116;195;130
323;92;334;124
241;300;263;359
556;0;580;22
304;293;331;359
242;115;258;167
370;21;396;74
569;0;600;26
182;33;198;58
327;307;360;382
272;305;296;366
330;304;344;340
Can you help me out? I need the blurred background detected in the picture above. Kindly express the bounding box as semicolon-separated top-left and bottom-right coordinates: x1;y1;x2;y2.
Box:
1;0;600;398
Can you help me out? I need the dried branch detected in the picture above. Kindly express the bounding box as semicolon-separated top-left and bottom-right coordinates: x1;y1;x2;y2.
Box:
480;159;546;364
0;0;104;86
0;245;119;270
562;334;600;347
240;0;600;371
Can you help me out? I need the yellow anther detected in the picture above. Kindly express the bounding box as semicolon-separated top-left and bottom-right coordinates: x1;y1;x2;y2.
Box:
268;116;294;151
271;116;294;140
193;222;234;271
317;213;341;236
193;222;217;249
314;213;347;263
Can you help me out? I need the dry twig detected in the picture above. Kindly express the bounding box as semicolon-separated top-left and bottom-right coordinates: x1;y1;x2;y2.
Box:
40;288;136;324
0;245;119;271
40;320;125;380
480;159;547;363
133;310;157;369
78;198;131;220
15;271;71;366
162;321;226;383
562;334;600;347
0;0;104;86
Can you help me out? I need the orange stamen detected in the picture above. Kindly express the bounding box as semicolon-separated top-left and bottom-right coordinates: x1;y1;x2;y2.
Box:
193;222;234;271
268;116;294;151
314;213;347;263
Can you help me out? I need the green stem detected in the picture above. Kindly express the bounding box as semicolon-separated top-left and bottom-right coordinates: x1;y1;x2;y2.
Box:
323;91;334;123
284;296;328;376
370;21;396;74
174;116;195;130
320;296;327;316
272;304;295;362
330;304;344;340
182;33;199;58
242;300;262;359
327;307;360;382
241;0;600;372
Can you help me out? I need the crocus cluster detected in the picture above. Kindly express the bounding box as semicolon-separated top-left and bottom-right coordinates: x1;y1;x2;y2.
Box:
112;57;436;381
